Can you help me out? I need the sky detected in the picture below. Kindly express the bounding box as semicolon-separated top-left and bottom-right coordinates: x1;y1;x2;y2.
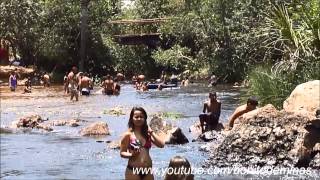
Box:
122;0;135;8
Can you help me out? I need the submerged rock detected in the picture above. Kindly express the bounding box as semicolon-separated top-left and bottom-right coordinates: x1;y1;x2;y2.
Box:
197;130;224;142
11;115;52;131
0;127;13;134
149;115;188;144
50;119;80;127
107;141;120;149
189;122;224;138
80;122;110;136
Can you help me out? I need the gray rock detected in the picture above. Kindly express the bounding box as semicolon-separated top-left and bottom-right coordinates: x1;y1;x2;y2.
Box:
165;127;189;144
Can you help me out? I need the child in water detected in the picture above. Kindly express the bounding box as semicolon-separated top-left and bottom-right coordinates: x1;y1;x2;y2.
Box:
164;156;194;180
120;107;165;180
23;77;32;93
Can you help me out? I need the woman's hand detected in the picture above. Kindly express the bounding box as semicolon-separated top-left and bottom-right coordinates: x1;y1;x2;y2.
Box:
130;147;141;157
148;126;165;148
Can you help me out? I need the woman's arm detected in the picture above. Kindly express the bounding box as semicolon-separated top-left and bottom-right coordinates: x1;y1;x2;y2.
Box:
120;132;133;158
120;132;140;158
149;129;165;148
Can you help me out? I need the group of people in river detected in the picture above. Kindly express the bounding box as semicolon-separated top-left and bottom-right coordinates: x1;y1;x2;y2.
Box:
8;68;51;94
63;66;123;101
198;92;258;133
132;71;191;92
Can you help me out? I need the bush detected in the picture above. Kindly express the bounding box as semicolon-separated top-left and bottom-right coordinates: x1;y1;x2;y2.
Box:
248;58;320;109
248;66;296;109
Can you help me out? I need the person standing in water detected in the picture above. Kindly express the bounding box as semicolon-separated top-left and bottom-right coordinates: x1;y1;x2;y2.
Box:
9;71;17;91
79;72;91;96
209;72;218;87
120;107;165;180
102;74;114;95
67;66;79;101
43;72;50;87
199;92;221;133
63;72;69;94
113;77;121;95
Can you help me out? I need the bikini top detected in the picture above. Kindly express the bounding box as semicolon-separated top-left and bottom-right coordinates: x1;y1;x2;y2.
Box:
129;135;152;149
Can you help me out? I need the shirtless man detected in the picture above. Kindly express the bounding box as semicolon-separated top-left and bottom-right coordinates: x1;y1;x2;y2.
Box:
79;73;91;96
68;66;79;101
199;92;221;133
102;74;114;95
228;97;258;129
181;76;189;87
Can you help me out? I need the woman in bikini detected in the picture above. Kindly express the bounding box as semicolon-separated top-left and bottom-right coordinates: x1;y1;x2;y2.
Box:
120;107;165;180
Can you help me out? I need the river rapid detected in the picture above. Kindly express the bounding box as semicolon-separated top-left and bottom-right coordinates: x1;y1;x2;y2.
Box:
0;83;242;180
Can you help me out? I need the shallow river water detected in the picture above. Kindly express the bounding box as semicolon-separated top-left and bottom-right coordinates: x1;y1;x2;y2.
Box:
1;83;244;180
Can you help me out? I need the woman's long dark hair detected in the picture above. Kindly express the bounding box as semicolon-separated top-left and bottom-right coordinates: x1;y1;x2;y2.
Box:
128;107;149;140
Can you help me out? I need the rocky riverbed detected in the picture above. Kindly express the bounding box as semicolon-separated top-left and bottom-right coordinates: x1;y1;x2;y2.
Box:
201;81;320;172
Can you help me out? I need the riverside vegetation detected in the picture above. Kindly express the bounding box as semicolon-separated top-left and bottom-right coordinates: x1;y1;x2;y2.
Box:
1;0;319;107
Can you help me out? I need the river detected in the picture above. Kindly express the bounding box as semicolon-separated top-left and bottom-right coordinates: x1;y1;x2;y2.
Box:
0;83;243;179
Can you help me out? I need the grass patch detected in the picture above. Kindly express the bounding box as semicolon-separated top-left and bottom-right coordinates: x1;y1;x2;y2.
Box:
161;112;184;120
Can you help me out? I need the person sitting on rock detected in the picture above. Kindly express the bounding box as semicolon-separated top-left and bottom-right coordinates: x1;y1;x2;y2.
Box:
199;92;221;133
120;107;165;180
228;97;258;129
164;156;194;180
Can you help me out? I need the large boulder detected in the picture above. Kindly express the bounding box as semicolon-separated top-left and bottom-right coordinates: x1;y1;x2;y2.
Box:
79;122;110;136
283;80;320;116
149;115;188;144
207;104;319;169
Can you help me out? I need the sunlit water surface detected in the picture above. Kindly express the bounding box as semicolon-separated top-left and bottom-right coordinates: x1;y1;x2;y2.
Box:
1;84;245;179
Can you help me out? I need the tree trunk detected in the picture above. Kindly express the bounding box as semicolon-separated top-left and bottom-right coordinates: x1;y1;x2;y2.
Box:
79;0;90;72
